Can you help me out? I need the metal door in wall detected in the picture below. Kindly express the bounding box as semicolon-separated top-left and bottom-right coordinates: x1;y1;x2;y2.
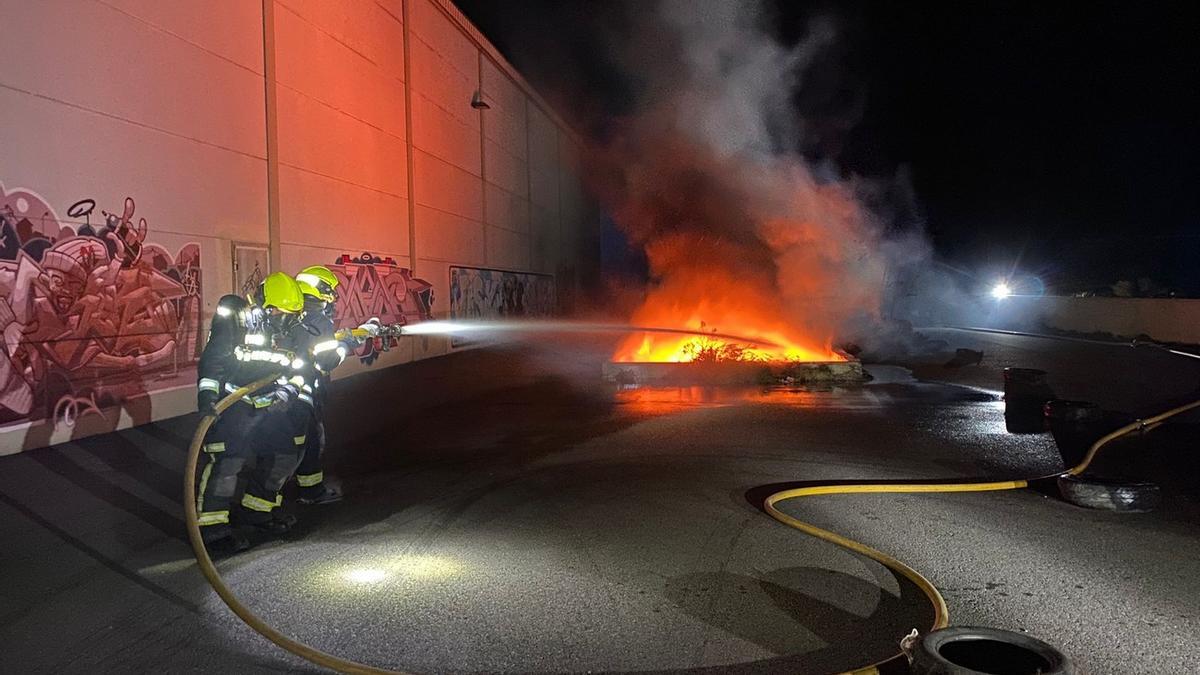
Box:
232;242;269;298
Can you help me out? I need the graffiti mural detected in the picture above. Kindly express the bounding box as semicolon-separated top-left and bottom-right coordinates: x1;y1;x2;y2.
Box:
329;252;433;327
448;266;555;348
0;181;201;436
449;266;555;320
329;253;433;363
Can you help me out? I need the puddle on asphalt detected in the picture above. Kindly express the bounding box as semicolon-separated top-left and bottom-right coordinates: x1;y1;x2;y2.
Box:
613;383;893;413
613;385;834;412
610;364;1005;417
862;364;917;384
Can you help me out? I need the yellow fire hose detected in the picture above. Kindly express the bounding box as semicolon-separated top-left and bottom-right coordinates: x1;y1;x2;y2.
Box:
184;375;409;675
185;376;1200;674
765;397;1200;674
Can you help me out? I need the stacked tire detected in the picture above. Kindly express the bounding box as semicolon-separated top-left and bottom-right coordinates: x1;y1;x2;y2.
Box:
1003;368;1054;433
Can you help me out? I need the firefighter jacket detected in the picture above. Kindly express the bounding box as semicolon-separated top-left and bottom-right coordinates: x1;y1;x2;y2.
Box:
288;296;356;409
197;294;307;410
278;300;334;411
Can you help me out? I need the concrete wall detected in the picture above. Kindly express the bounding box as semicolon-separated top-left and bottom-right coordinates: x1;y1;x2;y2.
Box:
0;0;598;453
990;296;1200;345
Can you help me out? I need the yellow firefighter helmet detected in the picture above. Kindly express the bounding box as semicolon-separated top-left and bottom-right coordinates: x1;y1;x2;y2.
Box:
295;265;339;303
257;272;304;313
296;280;321;301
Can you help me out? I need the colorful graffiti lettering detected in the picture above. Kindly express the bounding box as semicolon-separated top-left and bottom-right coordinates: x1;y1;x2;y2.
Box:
329;253;433;363
0;181;202;434
449;266;555;320
328;253;434;328
448;267;555;348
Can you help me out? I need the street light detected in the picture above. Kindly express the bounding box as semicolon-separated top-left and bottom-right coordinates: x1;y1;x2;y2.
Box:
991;282;1012;300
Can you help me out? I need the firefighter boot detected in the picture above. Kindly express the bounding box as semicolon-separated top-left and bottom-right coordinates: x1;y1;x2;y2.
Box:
201;525;251;556
236;493;298;535
297;481;344;505
242;511;297;535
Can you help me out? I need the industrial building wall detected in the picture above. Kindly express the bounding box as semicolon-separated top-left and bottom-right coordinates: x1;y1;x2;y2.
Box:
0;0;598;453
986;296;1200;345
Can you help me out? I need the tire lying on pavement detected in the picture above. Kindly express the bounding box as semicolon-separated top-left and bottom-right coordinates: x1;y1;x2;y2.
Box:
1056;474;1161;512
910;626;1074;675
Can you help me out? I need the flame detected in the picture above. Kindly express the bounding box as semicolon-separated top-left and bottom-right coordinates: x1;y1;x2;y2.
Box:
592;78;885;366
610;230;849;364
614;271;849;362
615;323;843;363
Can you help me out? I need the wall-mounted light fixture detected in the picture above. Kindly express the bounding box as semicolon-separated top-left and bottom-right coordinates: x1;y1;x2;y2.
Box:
471;90;490;109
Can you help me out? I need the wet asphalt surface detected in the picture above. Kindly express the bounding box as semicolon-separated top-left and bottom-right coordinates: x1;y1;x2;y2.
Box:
3;333;1199;674
216;359;1197;674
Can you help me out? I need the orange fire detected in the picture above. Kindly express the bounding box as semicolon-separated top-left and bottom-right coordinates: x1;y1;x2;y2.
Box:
614;321;843;363
615;331;842;363
611;232;848;363
595;125;882;367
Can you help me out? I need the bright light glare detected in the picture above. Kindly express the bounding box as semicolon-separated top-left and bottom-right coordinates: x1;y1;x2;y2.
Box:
345;568;387;584
329;555;460;588
991;282;1012;299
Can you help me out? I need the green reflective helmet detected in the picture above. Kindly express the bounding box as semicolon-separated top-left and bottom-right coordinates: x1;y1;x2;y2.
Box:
257;272;304;313
296;280;322;302
296;265;339;303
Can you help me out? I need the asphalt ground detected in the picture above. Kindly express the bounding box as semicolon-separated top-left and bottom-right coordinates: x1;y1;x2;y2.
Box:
906;327;1200;417
2;332;1199;674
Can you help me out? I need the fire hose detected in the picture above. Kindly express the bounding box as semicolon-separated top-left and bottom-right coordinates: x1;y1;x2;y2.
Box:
764;397;1200;674
184;374;407;675
334;324;407;349
185;374;1200;674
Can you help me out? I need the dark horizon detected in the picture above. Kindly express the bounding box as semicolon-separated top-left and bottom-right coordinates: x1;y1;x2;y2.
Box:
457;0;1200;296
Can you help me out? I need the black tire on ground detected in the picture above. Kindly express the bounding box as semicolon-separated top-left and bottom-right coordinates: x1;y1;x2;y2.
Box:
910;626;1074;675
1057;474;1161;513
1003;367;1055;402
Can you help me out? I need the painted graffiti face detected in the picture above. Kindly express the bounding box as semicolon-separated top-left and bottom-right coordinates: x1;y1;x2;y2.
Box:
44;269;85;313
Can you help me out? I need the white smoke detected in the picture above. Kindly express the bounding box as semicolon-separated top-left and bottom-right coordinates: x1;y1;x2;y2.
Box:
651;1;836;159
590;0;947;358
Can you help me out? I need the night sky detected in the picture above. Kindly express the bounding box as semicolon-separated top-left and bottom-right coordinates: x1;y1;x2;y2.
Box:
457;1;1200;295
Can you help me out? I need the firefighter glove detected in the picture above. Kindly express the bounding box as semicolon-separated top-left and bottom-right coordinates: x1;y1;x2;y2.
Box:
198;389;219;417
274;383;300;405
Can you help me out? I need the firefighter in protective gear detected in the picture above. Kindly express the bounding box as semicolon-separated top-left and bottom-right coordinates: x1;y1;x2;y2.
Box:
296;265;338;319
287;266;379;504
195;272;311;554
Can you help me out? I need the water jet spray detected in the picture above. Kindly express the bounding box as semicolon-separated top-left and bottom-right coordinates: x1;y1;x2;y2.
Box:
340;319;782;347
